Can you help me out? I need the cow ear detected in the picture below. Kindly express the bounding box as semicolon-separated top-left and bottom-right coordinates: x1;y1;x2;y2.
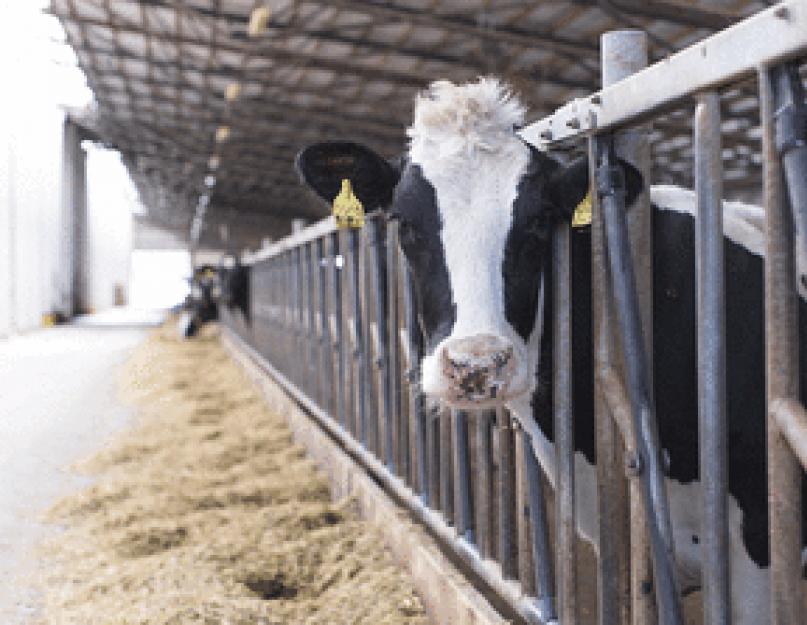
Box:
545;155;644;223
295;141;400;211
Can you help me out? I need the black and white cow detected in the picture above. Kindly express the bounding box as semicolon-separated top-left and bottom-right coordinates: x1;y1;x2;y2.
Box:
296;78;806;623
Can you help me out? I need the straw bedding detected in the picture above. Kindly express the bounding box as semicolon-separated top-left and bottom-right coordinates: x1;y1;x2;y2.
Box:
34;324;428;625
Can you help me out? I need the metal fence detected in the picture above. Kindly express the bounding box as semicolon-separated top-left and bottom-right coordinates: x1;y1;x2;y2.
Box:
221;2;807;624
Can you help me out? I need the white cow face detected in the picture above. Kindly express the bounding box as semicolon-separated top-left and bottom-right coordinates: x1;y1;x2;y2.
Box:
297;79;636;409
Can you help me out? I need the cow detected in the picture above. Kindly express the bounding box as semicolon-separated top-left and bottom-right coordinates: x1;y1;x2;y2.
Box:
178;264;220;338
219;254;251;323
295;77;806;623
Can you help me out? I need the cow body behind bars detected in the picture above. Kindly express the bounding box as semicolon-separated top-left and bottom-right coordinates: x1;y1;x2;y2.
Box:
297;78;806;623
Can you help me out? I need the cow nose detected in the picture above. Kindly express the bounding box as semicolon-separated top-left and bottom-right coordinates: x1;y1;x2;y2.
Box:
441;334;515;402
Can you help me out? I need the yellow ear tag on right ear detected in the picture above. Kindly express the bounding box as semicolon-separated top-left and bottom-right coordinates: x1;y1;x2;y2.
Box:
332;178;365;229
571;191;592;228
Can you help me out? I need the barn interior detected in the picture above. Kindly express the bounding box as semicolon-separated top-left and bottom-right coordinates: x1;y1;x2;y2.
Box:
2;2;805;624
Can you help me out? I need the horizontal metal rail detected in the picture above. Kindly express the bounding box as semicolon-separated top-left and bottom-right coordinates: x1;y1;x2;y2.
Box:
518;0;807;148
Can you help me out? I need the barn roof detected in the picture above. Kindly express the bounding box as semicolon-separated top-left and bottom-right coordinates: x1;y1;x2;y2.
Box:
50;0;772;250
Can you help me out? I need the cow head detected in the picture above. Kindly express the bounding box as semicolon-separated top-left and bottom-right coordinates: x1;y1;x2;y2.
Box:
297;78;640;409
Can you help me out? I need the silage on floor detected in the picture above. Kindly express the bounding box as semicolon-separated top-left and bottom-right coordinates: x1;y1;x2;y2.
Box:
36;324;428;625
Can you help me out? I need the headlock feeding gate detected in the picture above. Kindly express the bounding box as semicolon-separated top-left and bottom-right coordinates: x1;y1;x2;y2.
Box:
221;2;807;624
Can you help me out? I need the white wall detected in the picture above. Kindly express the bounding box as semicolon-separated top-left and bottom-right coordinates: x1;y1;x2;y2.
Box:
85;146;136;311
0;1;128;335
0;4;73;335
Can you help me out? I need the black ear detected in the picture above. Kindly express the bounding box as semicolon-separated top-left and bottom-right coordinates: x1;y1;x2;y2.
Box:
295;141;400;211
545;154;644;222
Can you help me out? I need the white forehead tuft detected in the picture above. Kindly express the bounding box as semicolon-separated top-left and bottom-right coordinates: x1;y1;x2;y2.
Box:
407;78;526;162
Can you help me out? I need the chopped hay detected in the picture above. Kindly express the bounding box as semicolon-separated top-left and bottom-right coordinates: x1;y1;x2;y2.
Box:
34;324;429;625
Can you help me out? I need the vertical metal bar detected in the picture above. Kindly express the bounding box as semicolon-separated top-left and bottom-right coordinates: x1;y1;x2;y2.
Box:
440;407;454;524
360;227;380;455
553;218;577;625
428;405;441;509
453;409;474;543
475;410;495;558
600;30;655;625
516;429;535;596
523;431;557;621
295;247;305;387
759;66;802;625
591;135;632;625
285;250;295;381
771;62;807;290
348;228;369;446
402;254;428;500
368;217;393;468
497;408;518;579
597;133;683;625
305;242;318;401
386;221;402;474
317;237;332;414
694;90;730;625
331;233;347;429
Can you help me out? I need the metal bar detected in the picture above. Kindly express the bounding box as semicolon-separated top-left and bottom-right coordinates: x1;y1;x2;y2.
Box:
453;410;474;543
694;90;730;625
346;228;368;443
428;405;441;510
316;237;333;414
361;228;380;456
599;32;658;625
475;410;495;559
386;221;402;476
440;407;454;524
553;217;577;624
295;247;305;388
518;0;807;148
759;66;803;625
590;136;632;625
305;242;319;402
402;253;427;497
597;133;683;625
516;430;535;597
497;409;518;579
330;233;347;429
771;398;807;471
223;327;549;625
771;61;807;312
522;432;556;621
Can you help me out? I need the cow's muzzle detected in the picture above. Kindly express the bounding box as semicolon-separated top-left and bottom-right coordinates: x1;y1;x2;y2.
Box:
440;334;516;403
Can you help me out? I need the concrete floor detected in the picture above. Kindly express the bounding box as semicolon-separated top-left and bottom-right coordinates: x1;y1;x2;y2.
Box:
0;314;161;623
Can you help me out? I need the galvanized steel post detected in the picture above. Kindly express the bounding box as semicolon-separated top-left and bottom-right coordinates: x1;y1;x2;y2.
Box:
759;66;803;625
694;90;730;625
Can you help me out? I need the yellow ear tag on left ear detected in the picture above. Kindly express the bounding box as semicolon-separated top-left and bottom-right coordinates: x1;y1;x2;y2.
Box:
332;178;365;229
571;191;592;228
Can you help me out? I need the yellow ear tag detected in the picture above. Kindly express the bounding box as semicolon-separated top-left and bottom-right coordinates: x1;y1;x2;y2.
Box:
332;178;365;229
571;191;592;228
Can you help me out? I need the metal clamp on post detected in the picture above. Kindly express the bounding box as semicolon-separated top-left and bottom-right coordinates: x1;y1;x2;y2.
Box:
774;104;807;156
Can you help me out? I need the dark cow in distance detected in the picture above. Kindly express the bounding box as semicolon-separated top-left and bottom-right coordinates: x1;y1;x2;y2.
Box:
219;254;251;323
179;264;220;338
296;78;806;622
